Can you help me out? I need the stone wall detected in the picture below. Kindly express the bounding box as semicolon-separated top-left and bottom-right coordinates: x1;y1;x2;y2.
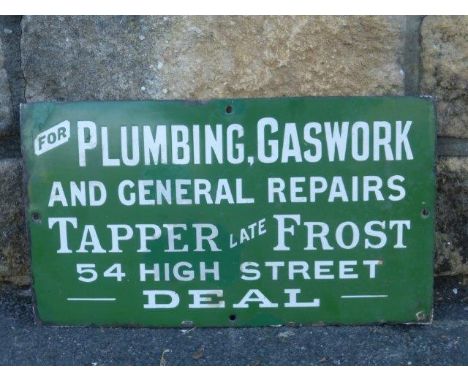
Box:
0;16;466;284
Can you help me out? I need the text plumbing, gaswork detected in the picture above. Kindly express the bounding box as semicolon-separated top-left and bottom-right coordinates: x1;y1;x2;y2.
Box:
21;97;436;327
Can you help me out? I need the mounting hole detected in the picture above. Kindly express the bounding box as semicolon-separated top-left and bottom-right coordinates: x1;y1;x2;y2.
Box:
225;105;233;114
229;314;237;321
31;212;41;223
421;208;430;218
416;311;426;321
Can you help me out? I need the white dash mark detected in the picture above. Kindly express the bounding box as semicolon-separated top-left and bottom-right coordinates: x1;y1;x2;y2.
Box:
341;295;388;299
67;298;116;301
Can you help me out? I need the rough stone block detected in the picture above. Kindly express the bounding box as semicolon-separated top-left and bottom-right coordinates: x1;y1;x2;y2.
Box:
421;16;468;138
435;157;468;276
22;16;406;102
0;38;12;135
0;158;29;285
0;16;26;137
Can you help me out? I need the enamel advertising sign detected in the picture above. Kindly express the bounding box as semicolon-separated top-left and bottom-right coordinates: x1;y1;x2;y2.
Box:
21;97;436;327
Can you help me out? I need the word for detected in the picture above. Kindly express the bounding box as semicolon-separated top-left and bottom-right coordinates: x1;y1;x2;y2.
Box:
34;120;70;156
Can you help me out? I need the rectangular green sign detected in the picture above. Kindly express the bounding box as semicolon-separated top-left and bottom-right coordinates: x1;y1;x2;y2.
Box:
21;97;436;327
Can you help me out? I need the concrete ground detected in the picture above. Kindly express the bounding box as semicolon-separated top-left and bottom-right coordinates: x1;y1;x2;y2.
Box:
0;276;466;365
